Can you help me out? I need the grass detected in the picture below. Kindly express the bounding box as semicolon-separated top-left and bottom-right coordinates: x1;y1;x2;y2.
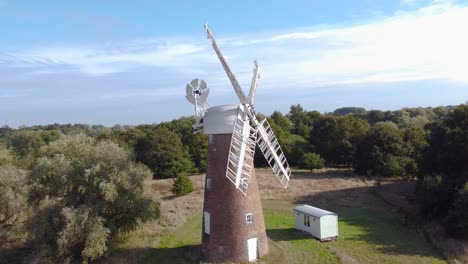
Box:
132;200;446;264
140;214;203;264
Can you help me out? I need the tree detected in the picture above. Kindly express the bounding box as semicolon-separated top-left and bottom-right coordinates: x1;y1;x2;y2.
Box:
333;107;367;116
160;117;208;173
134;127;194;178
0;166;28;224
8;130;61;169
287;104;320;138
171;175;194;196
281;134;313;167
303;153;325;171
445;184;468;238
417;105;468;238
9;130;45;168
39;130;61;144
310;115;369;166
353;121;419;177
26;135;159;263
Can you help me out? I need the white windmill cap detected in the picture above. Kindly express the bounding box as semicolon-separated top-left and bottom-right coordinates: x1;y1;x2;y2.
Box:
203;104;242;135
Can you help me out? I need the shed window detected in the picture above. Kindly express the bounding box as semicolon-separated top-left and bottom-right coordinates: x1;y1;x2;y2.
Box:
246;213;253;224
304;215;310;227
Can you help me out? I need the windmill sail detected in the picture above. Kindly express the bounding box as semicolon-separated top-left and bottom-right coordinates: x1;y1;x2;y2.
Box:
226;106;257;194
256;118;291;188
246;61;260;105
205;24;247;103
204;25;291;194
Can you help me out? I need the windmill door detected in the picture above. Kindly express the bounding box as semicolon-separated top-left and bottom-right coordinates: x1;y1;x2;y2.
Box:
247;237;258;261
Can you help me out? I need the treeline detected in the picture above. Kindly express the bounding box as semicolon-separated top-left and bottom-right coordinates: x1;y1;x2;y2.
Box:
1;103;467;242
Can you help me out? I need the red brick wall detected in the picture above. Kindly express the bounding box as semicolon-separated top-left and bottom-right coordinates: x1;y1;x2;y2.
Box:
201;134;269;262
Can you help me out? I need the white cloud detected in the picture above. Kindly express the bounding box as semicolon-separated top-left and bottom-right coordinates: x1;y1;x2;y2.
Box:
1;0;467;90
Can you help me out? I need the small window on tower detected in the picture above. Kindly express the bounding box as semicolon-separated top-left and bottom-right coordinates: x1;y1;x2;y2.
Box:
246;213;253;224
206;178;212;190
208;135;214;144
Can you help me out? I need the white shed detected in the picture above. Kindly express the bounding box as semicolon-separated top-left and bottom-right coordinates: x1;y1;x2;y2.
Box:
294;204;338;241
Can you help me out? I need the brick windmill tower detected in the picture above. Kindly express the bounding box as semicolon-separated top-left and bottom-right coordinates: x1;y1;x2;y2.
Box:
185;25;291;263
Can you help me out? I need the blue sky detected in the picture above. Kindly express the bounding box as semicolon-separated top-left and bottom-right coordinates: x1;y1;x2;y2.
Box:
1;0;467;127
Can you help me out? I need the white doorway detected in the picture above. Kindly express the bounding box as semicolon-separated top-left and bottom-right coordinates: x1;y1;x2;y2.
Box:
247;237;258;261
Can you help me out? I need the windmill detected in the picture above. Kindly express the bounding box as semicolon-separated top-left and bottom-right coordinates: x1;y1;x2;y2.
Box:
185;25;291;263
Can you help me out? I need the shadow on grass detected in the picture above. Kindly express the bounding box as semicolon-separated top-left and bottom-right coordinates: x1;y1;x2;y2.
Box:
140;245;201;264
291;168;367;180
267;228;312;242
296;186;446;261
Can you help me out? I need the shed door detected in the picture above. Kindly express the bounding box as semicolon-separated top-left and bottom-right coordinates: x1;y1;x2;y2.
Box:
204;212;210;235
247;237;258;261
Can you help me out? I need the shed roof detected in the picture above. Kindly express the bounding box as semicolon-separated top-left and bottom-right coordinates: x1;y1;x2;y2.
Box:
294;204;337;218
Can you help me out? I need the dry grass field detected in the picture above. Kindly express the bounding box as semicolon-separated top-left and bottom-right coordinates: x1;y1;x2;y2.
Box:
102;168;467;264
2;168;466;263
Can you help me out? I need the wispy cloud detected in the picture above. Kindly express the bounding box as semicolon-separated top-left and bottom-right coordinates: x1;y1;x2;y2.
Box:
2;0;467;89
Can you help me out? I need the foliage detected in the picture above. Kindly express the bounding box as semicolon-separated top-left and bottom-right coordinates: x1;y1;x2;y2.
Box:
417;105;468;238
26;135;159;262
287;104;320;138
134;126;194;178
171;175;194;196
8;129;61;169
9;130;46;168
444;184;468;238
159;117;208;173
0;165;28;225
302;152;325;171
310;115;369;166
353;121;424;177
0;149;13;166
281;134;313;167
333;107;367;116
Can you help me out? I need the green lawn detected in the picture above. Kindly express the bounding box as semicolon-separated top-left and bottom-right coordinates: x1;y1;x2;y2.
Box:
262;203;446;264
137;200;446;264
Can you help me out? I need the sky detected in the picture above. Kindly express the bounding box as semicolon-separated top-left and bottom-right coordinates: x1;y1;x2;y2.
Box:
0;0;467;127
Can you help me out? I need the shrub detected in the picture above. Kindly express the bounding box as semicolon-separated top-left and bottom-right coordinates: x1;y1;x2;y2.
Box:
171;175;194;196
27;135;159;263
0;165;28;224
303;152;325;171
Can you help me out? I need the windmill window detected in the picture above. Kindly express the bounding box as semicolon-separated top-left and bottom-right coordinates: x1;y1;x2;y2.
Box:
246;213;253;224
206;178;212;190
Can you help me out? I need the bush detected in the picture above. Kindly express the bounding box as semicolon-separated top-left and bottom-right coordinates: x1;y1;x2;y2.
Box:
0;165;28;224
27;135;159;263
303;152;325;171
171;175;194;196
